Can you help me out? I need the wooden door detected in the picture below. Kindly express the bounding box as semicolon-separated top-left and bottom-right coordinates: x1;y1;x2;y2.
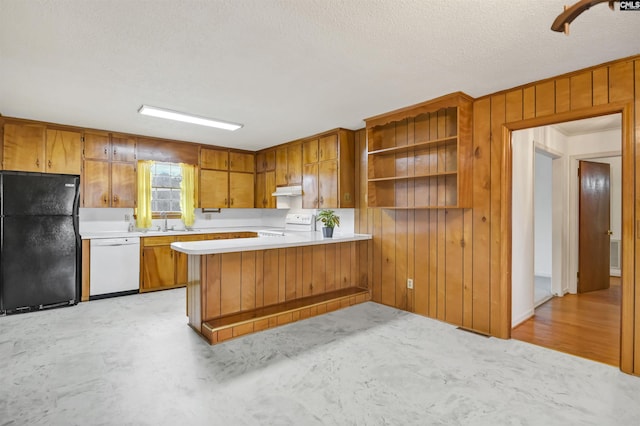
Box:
201;148;228;170
318;159;338;208
275;146;288;186
229;152;254;173
200;169;229;208
111;134;136;162
83;132;111;160
302;162;318;208
82;160;110;207
303;138;318;164
3;122;45;172
229;172;254;208
265;170;276;208
287;143;302;185
45;129;82;174
578;160;611;293
142;245;176;290
319;134;338;161
111;162;136;207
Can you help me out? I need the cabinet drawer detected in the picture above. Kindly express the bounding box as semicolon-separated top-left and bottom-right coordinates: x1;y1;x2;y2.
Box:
177;234;205;242
142;236;177;247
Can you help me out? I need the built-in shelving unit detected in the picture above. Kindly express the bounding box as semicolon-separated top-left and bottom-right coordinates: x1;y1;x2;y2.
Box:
365;92;473;209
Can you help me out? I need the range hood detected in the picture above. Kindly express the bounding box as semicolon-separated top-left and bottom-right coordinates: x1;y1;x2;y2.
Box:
272;185;302;197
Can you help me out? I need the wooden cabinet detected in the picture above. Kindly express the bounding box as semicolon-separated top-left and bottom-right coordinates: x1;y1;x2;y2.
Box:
3;121;81;174
255;170;276;208
143;232;257;292
256;149;275;173
301;129;355;209
200;148;254;208
275;143;302;186
82;131;136;208
201;148;228;170
365;92;473;209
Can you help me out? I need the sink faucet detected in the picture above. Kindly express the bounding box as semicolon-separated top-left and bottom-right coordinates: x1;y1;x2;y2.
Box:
161;212;168;232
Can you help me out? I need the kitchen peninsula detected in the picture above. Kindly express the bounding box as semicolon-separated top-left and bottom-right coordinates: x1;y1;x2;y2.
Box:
171;232;371;344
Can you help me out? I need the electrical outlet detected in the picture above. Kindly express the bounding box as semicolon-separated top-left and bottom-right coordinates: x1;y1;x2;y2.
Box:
407;278;414;289
124;214;130;222
205;213;212;220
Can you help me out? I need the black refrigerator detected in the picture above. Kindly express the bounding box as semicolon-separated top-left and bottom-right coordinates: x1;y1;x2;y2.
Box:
0;171;81;314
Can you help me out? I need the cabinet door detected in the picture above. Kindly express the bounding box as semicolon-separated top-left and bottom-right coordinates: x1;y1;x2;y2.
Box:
275;146;288;186
3;122;45;172
46;129;82;175
303;138;318;164
318;160;338;208
319;134;338;161
83;132;111;160
111;134;136;162
201;148;228;170
255;172;266;208
200;169;229;208
141;245;176;290
229;172;254;208
263;149;276;171
265;170;276;208
302;163;318;209
111;162;136;208
229;152;254;173
82;160;110;207
287;143;302;185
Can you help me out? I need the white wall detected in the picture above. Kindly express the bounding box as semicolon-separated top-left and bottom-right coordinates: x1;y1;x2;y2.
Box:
534;152;552;277
512;126;567;327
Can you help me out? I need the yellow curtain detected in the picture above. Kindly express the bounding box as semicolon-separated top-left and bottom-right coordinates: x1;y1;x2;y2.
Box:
136;160;154;228
180;163;196;227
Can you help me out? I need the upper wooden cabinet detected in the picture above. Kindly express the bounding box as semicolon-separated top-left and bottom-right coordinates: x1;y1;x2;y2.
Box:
365;92;473;209
200;147;255;208
84;132;136;162
301;129;355;209
256;149;276;173
255;170;276;208
229;151;255;173
275;143;302;187
3;122;81;175
82;131;136;208
201;148;229;170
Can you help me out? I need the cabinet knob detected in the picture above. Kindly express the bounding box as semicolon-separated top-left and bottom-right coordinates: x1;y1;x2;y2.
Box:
36;159;40;167
320;196;324;206
230;198;234;206
104;147;108;156
224;198;228;206
48;160;52;168
103;196;108;205
113;148;117;158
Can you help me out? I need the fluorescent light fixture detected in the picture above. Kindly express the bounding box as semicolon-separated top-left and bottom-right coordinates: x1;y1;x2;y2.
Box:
138;105;243;131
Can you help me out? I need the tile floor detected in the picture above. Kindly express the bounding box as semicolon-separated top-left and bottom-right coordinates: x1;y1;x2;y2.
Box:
2;289;640;425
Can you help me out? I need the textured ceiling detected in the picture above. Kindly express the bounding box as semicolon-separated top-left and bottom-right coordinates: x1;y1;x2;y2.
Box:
1;0;639;151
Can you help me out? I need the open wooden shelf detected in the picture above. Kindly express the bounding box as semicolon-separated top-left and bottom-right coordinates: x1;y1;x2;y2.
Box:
200;287;370;345
367;135;457;156
365;92;473;209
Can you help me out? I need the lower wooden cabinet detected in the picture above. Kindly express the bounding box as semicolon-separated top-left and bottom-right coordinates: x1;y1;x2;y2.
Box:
141;232;257;292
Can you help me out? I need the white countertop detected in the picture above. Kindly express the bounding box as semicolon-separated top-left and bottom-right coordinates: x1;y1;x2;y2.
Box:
170;231;372;255
81;226;272;240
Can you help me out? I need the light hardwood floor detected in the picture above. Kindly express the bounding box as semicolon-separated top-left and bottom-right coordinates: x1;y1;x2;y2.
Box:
511;277;621;366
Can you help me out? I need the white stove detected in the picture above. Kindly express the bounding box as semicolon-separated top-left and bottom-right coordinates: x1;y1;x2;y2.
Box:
258;213;315;237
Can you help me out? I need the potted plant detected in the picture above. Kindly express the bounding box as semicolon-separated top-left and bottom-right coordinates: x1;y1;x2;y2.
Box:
316;209;340;238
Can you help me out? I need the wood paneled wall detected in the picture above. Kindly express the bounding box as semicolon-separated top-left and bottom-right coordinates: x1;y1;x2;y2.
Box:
356;55;640;375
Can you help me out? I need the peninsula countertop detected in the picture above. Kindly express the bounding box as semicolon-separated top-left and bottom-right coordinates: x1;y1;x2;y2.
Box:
170;231;372;255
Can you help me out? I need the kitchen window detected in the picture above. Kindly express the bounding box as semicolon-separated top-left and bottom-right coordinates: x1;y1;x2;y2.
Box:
150;162;182;214
136;160;197;228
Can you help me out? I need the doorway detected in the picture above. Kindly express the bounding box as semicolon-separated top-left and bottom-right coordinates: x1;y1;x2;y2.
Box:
510;114;622;366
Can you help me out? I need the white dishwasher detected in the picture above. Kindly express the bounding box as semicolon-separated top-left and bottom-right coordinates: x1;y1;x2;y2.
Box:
90;237;140;299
